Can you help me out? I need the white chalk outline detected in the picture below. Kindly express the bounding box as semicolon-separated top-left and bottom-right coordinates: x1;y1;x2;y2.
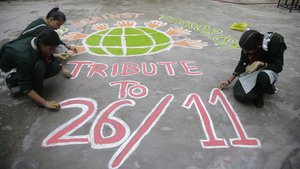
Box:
42;98;97;147
82;25;173;57
182;93;229;149
90;99;135;149
108;94;174;169
209;88;261;148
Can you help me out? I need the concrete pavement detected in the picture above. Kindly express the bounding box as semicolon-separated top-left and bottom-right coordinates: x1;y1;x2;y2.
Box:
0;0;299;169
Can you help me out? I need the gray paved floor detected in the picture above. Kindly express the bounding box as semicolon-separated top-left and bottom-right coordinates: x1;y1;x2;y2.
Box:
0;0;299;169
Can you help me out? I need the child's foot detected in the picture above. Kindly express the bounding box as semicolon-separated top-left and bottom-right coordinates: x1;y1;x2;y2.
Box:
266;84;278;94
253;95;264;108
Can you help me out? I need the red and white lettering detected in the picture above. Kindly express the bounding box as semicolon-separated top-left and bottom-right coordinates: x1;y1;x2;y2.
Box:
109;80;139;99
109;80;148;99
157;61;177;76
87;63;108;78
128;84;148;99
109;95;174;169
209;88;261;148
67;60;203;78
90;99;135;149
111;63;119;77
120;62;140;76
180;61;202;75
42;98;97;147
68;60;94;79
42;89;261;169
182;93;228;148
141;62;157;76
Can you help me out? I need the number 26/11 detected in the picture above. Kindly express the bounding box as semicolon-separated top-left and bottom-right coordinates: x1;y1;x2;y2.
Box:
42;88;260;169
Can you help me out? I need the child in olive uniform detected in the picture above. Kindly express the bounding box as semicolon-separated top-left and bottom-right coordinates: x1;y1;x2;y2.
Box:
219;30;286;108
0;29;71;110
19;7;77;60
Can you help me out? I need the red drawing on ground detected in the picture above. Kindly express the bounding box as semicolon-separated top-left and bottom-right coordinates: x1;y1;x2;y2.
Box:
90;99;135;149
40;13;262;169
183;89;261;149
42;98;97;147
67;60;203;79
109;94;174;169
68;60;94;79
183;93;228;148
87;63;109;78
109;80;148;99
209;88;261;148
42;89;261;169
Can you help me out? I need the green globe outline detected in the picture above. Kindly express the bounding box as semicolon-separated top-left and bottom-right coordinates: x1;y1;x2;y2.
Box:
83;26;172;57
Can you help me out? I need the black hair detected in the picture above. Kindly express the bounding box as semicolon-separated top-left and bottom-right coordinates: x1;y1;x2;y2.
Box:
36;29;60;47
239;30;263;51
46;7;66;22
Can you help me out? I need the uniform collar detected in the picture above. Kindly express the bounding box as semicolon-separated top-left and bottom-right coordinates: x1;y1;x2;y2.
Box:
42;17;50;27
262;32;274;51
31;38;38;52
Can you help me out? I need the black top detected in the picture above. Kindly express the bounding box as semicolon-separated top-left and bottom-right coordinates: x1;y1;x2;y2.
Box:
233;32;287;75
0;37;57;95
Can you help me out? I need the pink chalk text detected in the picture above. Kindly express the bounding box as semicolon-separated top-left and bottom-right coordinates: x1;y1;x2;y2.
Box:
42;88;260;169
68;60;203;79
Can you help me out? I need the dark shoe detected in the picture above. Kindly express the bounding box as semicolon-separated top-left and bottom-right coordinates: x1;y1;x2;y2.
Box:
6;72;22;97
254;95;264;108
266;84;278;95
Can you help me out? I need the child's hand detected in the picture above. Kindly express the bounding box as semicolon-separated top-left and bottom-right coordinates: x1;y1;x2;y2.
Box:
68;45;78;53
55;53;71;60
61;66;72;78
45;101;60;111
218;80;230;90
246;61;262;74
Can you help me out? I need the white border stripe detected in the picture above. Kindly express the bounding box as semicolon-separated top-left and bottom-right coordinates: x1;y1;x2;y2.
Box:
22;24;47;35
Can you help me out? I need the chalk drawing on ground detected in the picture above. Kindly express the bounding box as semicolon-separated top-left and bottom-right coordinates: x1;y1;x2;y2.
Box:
62;20;208;57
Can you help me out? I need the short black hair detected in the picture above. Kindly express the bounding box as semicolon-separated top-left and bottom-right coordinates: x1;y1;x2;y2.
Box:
46;7;66;22
36;29;60;47
239;30;262;51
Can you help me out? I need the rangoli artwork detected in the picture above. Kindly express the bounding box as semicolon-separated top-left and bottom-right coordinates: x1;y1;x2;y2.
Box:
62;20;208;57
42;14;260;169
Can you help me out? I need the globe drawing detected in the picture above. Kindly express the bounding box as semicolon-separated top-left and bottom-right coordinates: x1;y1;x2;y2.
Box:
63;20;208;57
83;27;172;57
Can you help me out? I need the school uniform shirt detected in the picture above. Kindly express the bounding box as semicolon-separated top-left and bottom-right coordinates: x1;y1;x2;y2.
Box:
0;37;47;95
233;32;287;76
19;18;65;47
19;18;49;39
